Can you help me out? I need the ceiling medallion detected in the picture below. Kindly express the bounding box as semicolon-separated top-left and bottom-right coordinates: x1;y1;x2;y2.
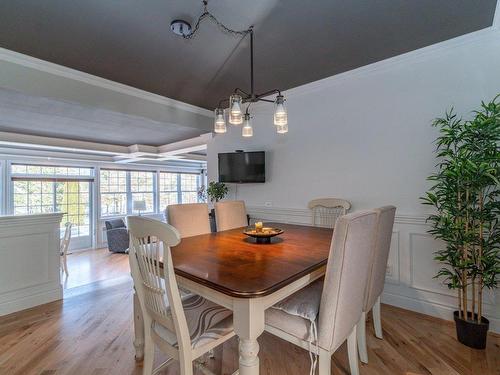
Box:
171;0;288;137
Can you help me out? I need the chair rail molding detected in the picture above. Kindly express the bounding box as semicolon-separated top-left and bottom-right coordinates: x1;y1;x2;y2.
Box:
247;205;500;333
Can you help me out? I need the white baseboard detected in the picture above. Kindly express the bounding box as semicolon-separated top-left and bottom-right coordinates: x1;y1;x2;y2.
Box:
0;286;62;317
382;291;500;334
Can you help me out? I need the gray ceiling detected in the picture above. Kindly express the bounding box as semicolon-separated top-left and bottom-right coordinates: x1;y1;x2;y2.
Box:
0;87;205;146
0;0;497;110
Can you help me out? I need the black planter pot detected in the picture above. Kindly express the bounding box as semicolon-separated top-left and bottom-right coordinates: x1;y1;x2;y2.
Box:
453;311;489;349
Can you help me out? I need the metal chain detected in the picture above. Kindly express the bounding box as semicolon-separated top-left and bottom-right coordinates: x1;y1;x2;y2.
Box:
183;0;252;39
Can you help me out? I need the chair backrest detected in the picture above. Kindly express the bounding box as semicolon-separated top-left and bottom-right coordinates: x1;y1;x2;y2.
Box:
105;218;126;230
318;210;377;352
127;216;192;351
363;206;396;311
60;222;73;253
308;198;351;228
214;200;248;231
166;203;211;238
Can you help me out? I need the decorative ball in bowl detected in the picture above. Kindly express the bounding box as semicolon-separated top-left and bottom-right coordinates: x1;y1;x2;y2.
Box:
243;224;284;244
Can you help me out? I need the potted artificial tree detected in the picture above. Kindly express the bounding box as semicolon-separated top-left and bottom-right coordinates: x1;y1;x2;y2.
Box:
422;95;499;349
198;181;228;231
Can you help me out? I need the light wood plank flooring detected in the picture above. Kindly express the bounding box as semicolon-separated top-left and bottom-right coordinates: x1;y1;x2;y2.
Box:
0;249;498;375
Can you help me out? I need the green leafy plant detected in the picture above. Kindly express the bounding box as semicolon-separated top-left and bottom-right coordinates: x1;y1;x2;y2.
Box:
205;181;228;202
422;95;500;323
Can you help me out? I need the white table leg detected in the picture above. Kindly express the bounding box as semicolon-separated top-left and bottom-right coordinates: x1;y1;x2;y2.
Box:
233;298;265;375
133;290;145;361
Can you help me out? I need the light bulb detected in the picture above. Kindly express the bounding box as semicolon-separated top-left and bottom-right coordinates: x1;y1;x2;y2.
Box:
229;94;243;125
242;113;253;137
277;122;288;134
214;108;226;133
274;95;287;126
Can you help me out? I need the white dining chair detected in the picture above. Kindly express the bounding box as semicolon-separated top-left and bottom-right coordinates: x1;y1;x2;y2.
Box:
308;198;351;228
357;205;396;364
60;222;72;276
166;203;211;238
214;200;248;231
127;216;236;375
264;210;378;375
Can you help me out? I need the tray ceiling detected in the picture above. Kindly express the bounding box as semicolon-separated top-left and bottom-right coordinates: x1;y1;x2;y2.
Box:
0;0;497;110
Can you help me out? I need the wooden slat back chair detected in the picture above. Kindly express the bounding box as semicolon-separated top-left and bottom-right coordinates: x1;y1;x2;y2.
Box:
128;216;235;375
308;198;351;228
60;222;72;276
214;200;248;231
357;206;396;364
166;203;211;238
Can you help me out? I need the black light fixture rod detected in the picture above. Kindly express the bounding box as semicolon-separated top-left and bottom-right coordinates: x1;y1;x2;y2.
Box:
250;27;254;98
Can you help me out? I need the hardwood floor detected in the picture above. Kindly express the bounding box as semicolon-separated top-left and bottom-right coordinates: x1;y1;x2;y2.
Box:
63;248;130;290
0;250;498;375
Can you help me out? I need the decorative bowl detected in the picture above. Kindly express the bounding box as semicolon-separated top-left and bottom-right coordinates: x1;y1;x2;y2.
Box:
243;227;284;244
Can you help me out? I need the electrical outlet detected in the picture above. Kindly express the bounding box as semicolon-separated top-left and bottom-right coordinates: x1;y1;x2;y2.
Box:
264;201;272;207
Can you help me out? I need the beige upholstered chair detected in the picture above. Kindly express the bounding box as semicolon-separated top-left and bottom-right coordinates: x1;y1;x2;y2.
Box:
308;198;351;228
166;203;211;238
265;210;378;375
214;200;248;231
128;216;235;375
357;206;396;364
60;222;72;276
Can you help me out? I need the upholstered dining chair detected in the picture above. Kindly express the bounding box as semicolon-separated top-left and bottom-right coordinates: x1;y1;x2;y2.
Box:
127;216;235;375
166;203;211;238
214;200;248;231
357;205;396;364
308;198;351;228
265;210;378;375
60;222;72;276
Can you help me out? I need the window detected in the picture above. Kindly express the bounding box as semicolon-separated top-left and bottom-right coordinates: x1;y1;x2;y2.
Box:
159;172;178;209
130;171;154;213
11;164;93;243
180;174;199;204
158;172;201;210
100;170;127;216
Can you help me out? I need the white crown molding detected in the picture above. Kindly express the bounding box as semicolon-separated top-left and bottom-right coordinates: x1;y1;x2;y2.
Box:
0;131;210;164
0;47;212;118
250;26;500;110
494;0;500;29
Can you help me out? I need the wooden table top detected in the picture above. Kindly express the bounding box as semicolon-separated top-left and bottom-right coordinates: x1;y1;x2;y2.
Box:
170;223;333;298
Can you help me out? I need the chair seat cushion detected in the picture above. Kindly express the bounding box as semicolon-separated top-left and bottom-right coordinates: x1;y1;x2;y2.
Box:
153;295;233;349
271;278;323;322
266;308;313;342
265;278;324;343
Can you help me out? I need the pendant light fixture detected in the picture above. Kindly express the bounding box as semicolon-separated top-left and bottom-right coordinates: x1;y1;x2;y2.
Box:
171;1;288;137
242;112;253;137
213;108;226;133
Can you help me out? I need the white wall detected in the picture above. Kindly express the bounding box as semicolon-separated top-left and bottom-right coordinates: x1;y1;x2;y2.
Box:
207;28;500;332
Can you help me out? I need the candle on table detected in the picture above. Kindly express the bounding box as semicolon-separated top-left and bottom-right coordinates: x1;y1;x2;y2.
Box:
255;221;263;233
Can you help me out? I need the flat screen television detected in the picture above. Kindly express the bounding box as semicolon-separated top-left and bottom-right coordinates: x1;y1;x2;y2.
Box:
218;151;265;183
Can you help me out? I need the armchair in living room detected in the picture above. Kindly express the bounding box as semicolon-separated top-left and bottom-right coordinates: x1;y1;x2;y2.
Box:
105;219;129;253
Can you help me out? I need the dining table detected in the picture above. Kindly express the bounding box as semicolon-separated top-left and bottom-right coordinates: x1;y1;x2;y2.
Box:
132;222;333;375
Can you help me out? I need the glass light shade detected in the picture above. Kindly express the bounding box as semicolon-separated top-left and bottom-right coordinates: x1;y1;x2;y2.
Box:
242;113;253;137
229;94;243;125
276;122;288;134
274;95;288;126
214;108;226;133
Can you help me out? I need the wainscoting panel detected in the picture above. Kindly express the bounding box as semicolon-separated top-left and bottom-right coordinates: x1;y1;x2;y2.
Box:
246;205;500;333
0;213;63;316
